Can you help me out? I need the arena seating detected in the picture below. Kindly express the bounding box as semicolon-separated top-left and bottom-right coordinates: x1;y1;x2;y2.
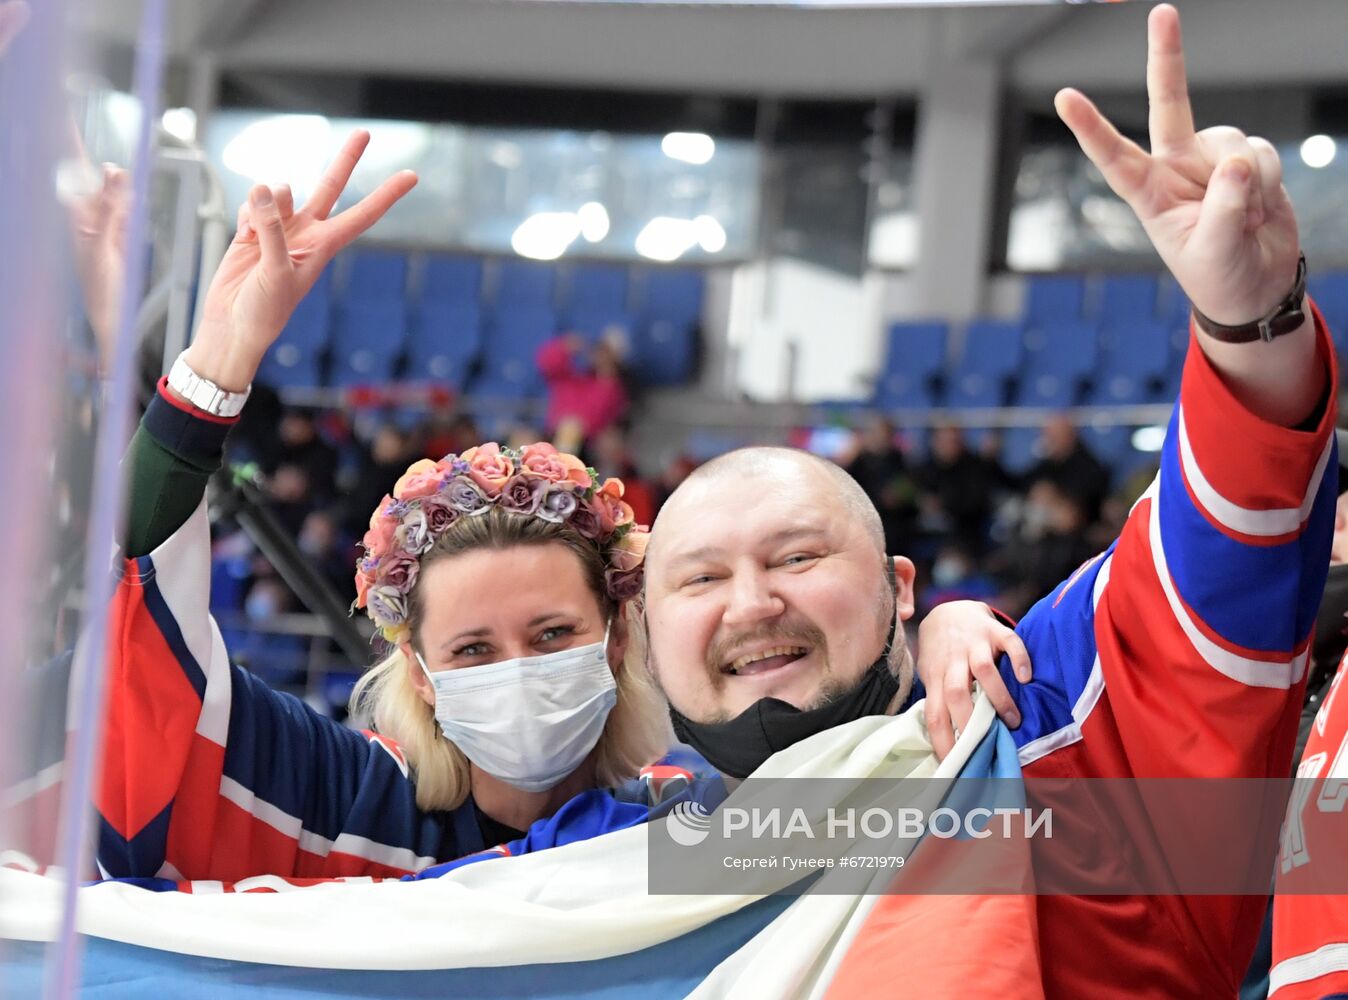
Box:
262;251;705;397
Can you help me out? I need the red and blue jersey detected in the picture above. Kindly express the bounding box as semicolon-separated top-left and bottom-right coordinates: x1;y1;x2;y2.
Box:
994;311;1337;999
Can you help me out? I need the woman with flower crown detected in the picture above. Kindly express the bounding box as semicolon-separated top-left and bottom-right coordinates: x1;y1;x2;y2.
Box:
95;132;677;885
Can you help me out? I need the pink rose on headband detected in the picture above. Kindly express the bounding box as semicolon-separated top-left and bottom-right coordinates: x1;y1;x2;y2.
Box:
354;568;375;608
593;478;635;533
605;567;644;602
568;501;606;540
380;551;420;593
609;526;649;573
460;443;513;496
519;443;593;488
369;495;397;530
499;474;548;515
362;515;397;554
393;459;442;501
419;493;459;535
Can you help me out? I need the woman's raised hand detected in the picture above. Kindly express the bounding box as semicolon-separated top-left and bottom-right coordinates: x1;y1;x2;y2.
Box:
185;130;417;391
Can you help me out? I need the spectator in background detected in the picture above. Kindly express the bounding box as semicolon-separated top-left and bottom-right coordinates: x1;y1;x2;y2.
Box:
343;423;416;538
267;408;339;503
913;423;1009;556
844;415;918;556
1025;413;1108;522
268;463;314;537
422;410;480;460
536;331;630;454
590;425;656;529
990;479;1097;617
297;509;356;598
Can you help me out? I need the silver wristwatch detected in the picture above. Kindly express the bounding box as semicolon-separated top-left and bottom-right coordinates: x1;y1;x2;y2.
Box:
166;352;252;418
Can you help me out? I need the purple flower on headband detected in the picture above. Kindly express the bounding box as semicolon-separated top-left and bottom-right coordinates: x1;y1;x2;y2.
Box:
447;479;490;515
449;458;470;476
605;567;645;602
419;493;460;536
366;585;408;627
568;501;606;541
394;509;431;555
498;474;548;515
385;500;411;520
537;486;579;523
381;551;420;593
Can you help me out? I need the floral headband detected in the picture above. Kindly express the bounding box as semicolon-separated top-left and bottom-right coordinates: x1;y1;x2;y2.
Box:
352;442;649;644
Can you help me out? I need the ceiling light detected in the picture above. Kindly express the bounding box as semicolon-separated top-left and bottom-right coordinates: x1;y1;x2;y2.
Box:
661;132;715;165
511;211;582;261
1301;134;1337;169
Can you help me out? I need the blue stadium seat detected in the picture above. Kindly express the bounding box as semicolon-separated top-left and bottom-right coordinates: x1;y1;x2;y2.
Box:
959;320;1022;380
1096;273;1159;324
1088;374;1148;407
406;302;483;389
421;255;484;305
478;305;557;395
495;261;557;308
1157;273;1192;327
638;268;704;325
278;288;332;351
256;343;323;389
1021;321;1098;380
631;319;696;385
1024;274;1085;326
873;321;948;411
343;250;409;300
1013;371;1080;409
1096;320;1171;385
565;264;629;316
1016;321;1098;406
945;371;1007;410
330;300;408;386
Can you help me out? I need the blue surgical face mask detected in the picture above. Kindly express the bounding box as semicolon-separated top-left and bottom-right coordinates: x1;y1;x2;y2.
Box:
415;623;617;793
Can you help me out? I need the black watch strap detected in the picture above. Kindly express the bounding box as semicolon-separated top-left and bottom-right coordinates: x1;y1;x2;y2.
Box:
1191;253;1308;344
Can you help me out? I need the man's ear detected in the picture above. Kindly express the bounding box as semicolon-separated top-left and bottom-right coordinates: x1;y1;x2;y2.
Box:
403;642;435;708
890;556;917;622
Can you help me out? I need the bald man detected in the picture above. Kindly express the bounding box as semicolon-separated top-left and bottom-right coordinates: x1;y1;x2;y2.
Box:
636;9;1337;997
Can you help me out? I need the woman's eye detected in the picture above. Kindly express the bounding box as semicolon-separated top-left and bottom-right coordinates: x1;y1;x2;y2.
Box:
455;643;489;657
538;625;575;643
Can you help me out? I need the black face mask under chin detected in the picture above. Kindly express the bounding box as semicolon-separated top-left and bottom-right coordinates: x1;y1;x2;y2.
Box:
668;611;902;781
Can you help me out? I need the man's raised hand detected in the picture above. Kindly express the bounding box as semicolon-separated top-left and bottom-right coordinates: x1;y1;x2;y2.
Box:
1055;4;1299;329
186;130;417;392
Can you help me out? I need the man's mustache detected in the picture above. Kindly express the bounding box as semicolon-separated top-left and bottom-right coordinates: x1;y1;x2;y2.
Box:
706;619;828;673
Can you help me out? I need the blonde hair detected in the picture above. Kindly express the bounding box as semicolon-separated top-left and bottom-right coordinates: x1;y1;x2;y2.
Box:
349;508;670;812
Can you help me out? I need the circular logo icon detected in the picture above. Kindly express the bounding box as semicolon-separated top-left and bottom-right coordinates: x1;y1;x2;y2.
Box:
665;800;713;847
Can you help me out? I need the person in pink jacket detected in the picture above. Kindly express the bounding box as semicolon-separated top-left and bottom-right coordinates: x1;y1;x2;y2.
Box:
536;332;630;451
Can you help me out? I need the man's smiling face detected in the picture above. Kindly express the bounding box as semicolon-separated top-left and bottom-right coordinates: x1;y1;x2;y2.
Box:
643;449;914;723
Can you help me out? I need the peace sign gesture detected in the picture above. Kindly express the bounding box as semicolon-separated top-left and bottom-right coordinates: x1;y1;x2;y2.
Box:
1055;4;1298;329
185;130;418;391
